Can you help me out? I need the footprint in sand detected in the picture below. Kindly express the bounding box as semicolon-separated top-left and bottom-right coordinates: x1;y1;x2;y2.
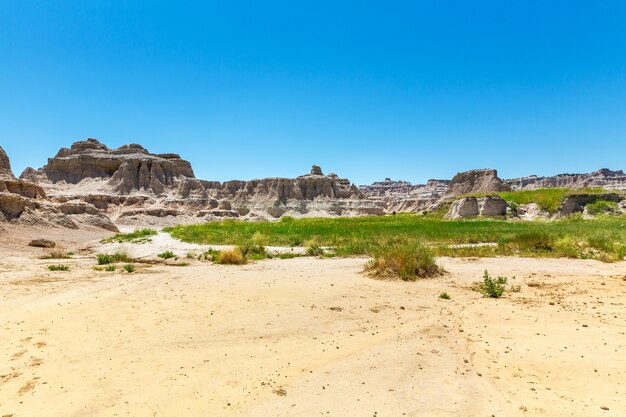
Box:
17;379;37;395
10;349;27;360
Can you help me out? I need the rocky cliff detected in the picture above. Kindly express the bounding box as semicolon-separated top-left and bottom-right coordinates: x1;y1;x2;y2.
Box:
443;169;511;199
0;146;117;230
507;169;626;191
20;139;382;225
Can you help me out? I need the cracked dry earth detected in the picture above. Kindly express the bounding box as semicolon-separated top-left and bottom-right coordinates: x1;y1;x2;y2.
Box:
0;248;625;417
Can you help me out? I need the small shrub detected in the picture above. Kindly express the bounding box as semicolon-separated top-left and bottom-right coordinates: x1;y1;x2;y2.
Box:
365;244;442;281
586;200;619;216
123;263;135;273
199;249;221;262
48;264;69;271
306;245;324;256
477;270;507;298
238;243;267;260
217;248;245;265
510;284;521;293
158;250;176;259
105;265;116;272
278;253;298;259
96;252;133;265
439;292;451;300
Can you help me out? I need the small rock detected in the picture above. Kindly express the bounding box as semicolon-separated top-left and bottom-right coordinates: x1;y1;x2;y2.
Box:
28;239;56;248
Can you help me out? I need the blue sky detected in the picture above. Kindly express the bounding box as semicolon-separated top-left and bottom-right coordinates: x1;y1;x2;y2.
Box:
1;1;625;184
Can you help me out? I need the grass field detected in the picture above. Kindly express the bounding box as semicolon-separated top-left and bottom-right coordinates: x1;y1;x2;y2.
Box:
165;214;626;262
469;187;625;213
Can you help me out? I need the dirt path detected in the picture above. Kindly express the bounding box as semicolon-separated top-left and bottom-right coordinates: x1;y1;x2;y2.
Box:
1;252;624;417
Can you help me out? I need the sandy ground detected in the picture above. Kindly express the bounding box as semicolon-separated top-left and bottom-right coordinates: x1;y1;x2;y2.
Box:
1;231;625;416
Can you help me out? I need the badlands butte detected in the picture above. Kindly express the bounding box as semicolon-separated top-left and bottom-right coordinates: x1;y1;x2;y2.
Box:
1;138;626;417
1;137;626;229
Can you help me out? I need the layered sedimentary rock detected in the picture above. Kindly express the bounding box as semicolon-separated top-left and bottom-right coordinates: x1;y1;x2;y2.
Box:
507;169;626;191
0;146;117;230
360;178;449;213
443;169;511;200
445;196;508;219
20;139;382;224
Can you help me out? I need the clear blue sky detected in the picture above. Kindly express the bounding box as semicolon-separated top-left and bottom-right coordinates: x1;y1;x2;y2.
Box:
1;1;625;184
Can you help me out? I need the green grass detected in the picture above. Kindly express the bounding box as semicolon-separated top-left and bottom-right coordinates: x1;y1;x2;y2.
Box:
165;214;626;262
469;188;624;214
101;228;157;244
123;263;135;273
157;250;176;259
586;200;619;215
439;292;451;300
96;252;134;265
48;264;70;271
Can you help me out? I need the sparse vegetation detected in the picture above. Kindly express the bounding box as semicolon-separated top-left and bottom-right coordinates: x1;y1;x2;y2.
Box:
48;264;70;271
365;243;442;281
105;265;116;272
216;248;245;265
101;228;157;244
123;263;135;273
165;214;626;262
439;292;451;300
158;250;176;259
585;199;619;215
477;270;507;298
510;284;521;293
238;243;268;261
42;251;73;259
96;252;133;265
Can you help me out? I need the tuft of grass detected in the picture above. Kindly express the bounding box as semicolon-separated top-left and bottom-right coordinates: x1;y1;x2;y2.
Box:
48;264;69;271
439;292;451;300
306;245;324;256
586;200;619;216
157;250;176;259
510;284;521;293
105;265;116;272
96;252;133;265
216;248;245;265
365;243;442;281
477;270;507;298
238;243;268;261
101;228;157;244
123;263;135;273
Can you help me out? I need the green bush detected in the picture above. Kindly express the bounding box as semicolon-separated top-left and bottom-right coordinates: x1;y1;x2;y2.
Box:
96;252;133;265
477;270;507;298
123;263;135;273
105;265;116;272
586;200;619;216
158;250;175;259
238;243;267;260
366;244;442;281
48;264;69;271
439;292;451;300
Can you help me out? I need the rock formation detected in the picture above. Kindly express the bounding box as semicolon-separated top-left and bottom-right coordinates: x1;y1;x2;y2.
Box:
19;139;383;224
507;169;626;191
443;169;511;200
0;145;117;230
445;196;508;219
360;178;449;213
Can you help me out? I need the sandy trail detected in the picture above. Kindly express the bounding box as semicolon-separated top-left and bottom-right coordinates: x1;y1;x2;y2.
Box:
1;249;625;417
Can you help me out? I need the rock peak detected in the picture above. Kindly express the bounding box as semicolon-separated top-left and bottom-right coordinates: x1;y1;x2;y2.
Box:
310;165;323;176
0;146;15;179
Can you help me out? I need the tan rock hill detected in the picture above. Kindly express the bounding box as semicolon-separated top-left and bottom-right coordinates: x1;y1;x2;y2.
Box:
20;139;382;225
0;146;117;230
443;169;511;200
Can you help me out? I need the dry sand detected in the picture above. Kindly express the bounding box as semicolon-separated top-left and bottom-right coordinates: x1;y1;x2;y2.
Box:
1;230;625;416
